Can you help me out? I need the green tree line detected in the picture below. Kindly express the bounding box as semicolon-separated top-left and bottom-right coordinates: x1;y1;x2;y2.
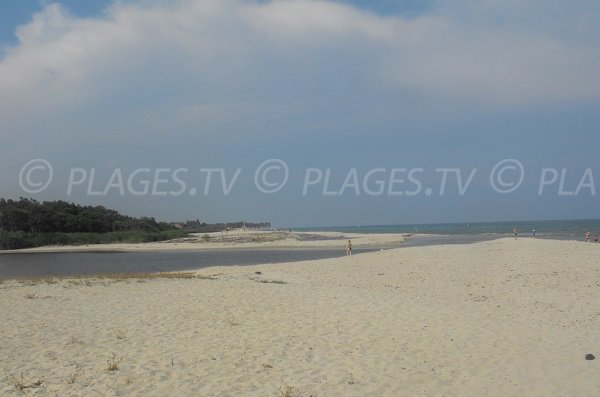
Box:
0;198;186;249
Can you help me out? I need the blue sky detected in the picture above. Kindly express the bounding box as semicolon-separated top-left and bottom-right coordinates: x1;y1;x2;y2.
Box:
0;1;106;46
0;0;433;48
1;0;599;227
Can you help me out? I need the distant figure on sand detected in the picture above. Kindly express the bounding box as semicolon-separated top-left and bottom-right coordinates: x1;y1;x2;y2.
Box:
585;231;590;242
513;227;518;240
532;228;536;238
595;233;598;242
346;240;352;256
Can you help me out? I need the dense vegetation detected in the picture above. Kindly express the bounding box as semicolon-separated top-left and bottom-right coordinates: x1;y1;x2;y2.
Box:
0;198;186;250
177;219;271;233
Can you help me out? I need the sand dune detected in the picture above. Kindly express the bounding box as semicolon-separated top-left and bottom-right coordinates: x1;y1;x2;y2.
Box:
0;238;598;396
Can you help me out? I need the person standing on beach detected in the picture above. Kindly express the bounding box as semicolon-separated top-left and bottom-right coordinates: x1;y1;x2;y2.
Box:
346;240;352;256
595;233;598;242
513;227;518;240
532;228;536;238
585;231;590;242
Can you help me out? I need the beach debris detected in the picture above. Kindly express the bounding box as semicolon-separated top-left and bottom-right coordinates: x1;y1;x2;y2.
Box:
585;353;595;360
254;278;287;284
255;271;262;275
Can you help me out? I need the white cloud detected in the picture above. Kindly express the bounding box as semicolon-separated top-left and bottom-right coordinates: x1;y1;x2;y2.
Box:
1;0;599;223
1;0;599;144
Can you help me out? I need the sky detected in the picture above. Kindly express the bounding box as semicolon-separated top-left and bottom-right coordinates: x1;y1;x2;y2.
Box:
1;0;599;227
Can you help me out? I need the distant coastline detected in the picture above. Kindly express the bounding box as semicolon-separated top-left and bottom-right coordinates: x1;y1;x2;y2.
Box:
0;230;406;254
293;218;600;241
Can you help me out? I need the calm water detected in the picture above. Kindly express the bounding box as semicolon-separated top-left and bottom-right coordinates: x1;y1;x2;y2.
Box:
0;235;500;279
0;248;377;279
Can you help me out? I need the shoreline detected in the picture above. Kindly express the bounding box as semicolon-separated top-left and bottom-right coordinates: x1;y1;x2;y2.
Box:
1;233;595;281
0;247;381;280
1;229;593;255
0;230;406;254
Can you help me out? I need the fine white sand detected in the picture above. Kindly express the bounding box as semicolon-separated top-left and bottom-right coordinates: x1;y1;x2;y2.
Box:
1;238;598;396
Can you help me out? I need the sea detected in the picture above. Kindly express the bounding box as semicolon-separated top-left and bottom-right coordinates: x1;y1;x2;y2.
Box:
295;219;600;241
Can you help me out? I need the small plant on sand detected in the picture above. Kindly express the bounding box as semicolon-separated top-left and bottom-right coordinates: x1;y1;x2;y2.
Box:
276;384;300;397
67;278;95;287
68;335;84;345
202;233;211;242
114;328;127;340
9;374;43;391
226;315;240;326
18;277;56;286
65;364;83;384
347;372;357;385
106;353;123;371
14;272;211;287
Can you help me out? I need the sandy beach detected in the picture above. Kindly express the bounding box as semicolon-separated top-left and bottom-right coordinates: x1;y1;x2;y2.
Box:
1;237;598;396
